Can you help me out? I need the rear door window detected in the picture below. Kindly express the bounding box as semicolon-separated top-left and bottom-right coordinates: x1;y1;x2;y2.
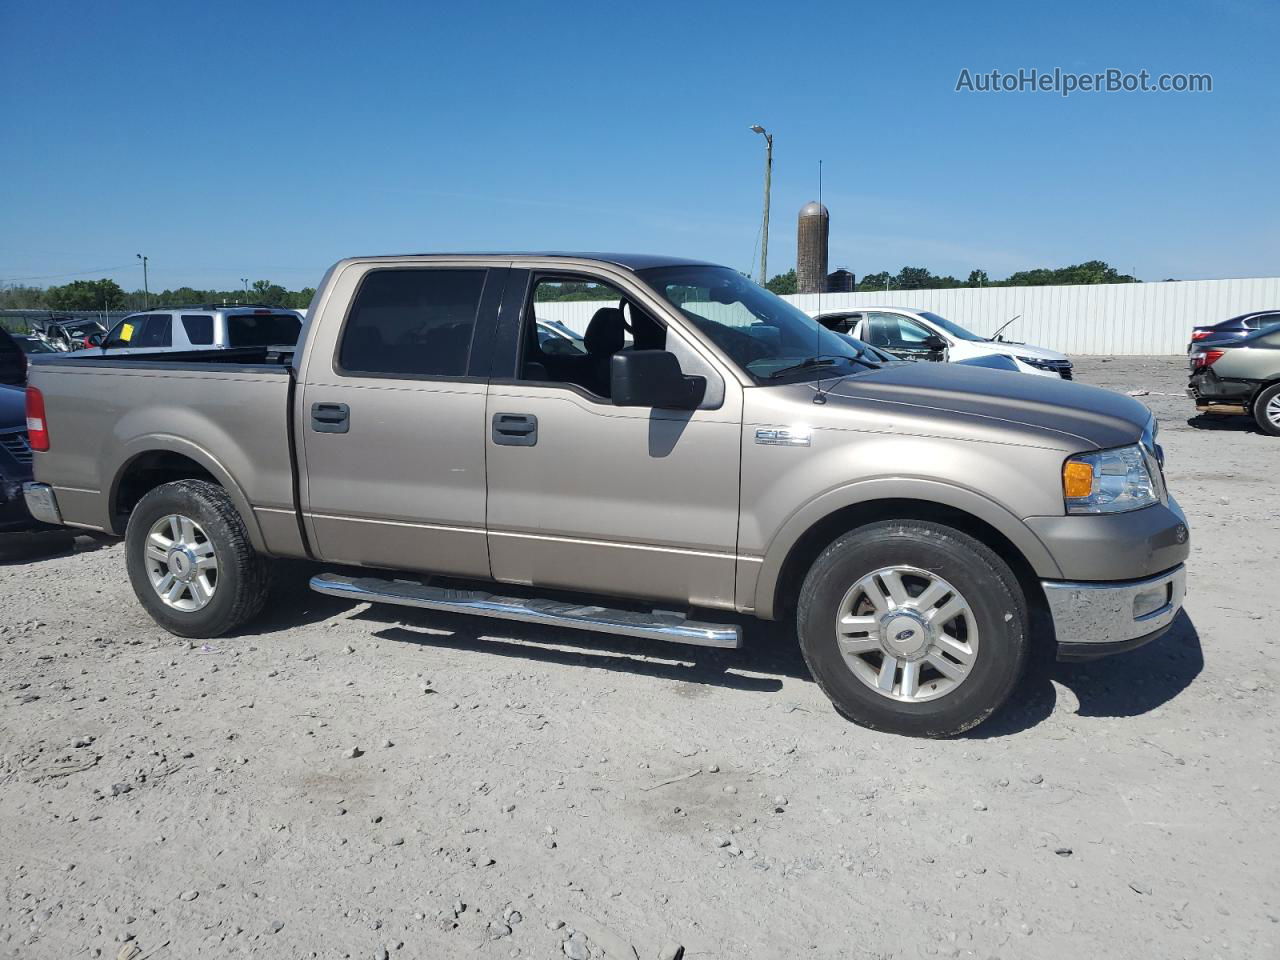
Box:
181;314;214;345
132;314;172;348
338;269;487;378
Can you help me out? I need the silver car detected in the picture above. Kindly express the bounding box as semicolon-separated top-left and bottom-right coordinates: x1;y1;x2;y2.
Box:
78;306;302;358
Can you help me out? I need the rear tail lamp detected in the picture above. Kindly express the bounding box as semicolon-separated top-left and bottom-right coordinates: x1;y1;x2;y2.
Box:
1194;349;1225;369
25;385;50;451
1190;330;1211;341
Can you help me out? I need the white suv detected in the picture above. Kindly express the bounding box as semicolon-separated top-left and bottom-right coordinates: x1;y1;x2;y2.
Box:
815;308;1073;379
79;306;303;358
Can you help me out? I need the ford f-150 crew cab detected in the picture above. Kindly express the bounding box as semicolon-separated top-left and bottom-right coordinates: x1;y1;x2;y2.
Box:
23;254;1190;736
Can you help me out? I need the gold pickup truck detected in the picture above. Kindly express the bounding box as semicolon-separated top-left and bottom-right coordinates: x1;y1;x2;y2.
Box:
23;253;1189;736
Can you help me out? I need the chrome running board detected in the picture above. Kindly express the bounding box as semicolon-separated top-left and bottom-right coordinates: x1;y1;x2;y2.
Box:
310;572;742;649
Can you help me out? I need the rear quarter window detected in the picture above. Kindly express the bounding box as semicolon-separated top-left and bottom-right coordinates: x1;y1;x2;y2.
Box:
225;313;302;347
181;315;214;345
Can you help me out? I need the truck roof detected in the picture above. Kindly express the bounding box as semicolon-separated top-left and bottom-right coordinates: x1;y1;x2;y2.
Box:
337;253;721;271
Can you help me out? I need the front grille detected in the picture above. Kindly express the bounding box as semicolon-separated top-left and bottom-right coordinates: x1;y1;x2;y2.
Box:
0;431;32;464
1059;369;1074;380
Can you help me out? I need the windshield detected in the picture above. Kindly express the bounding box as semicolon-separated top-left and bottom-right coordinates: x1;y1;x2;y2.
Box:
637;265;875;383
918;311;985;342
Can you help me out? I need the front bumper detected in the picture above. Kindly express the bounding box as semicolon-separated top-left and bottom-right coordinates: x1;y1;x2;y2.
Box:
1044;563;1186;661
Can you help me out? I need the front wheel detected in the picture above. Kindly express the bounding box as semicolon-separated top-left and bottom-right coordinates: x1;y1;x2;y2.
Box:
125;479;272;638
796;520;1029;737
1253;383;1280;437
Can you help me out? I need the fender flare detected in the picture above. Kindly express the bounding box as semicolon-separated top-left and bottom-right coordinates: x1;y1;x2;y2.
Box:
751;477;1062;619
106;435;268;552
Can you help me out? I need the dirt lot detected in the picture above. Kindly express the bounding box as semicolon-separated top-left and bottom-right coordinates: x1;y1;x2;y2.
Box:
1;356;1276;960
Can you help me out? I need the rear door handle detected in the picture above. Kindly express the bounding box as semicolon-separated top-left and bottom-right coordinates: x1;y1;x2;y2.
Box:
311;402;350;434
492;412;537;446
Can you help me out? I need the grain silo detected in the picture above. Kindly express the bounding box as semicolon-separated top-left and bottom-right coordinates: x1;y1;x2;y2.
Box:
797;201;829;294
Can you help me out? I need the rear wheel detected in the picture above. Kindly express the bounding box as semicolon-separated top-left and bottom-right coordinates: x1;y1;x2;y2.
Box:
1253;383;1280;437
125;480;271;638
796;520;1029;737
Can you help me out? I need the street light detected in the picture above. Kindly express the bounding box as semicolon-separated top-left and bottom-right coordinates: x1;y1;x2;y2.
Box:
241;278;250;295
750;125;773;286
136;253;149;309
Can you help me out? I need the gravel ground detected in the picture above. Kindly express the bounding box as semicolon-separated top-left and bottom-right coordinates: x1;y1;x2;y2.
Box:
1;356;1276;960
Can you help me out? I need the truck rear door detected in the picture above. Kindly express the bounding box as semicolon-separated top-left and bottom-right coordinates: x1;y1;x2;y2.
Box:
296;261;508;577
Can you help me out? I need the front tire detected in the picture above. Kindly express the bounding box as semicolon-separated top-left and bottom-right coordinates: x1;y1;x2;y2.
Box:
1253;383;1280;437
796;520;1029;737
125;480;272;638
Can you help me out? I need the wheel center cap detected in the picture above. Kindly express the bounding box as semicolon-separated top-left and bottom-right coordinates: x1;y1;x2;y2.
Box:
167;548;195;581
881;611;930;659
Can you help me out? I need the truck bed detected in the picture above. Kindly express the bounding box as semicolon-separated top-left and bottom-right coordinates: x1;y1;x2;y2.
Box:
27;347;305;556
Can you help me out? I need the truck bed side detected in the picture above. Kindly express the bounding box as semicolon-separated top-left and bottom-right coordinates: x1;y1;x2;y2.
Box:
28;351;307;558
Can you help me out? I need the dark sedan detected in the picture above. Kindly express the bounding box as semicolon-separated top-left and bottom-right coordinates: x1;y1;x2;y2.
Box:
1188;310;1280;352
0;383;51;532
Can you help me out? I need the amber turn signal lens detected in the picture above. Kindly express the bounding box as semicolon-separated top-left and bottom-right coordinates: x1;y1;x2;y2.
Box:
1063;460;1094;499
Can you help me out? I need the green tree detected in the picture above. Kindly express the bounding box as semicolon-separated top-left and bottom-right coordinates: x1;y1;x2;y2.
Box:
967;269;989;286
250;280;291;307
765;269;797;295
857;271;892;291
1001;260;1136;286
46;278;126;310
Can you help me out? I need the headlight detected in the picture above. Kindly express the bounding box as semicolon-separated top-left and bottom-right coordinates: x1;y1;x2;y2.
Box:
1017;355;1072;372
1062;444;1159;514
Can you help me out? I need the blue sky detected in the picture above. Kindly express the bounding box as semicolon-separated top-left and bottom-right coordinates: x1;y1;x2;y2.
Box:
2;0;1276;292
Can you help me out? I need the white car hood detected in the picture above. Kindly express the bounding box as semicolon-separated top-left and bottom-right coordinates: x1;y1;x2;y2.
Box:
968;339;1068;362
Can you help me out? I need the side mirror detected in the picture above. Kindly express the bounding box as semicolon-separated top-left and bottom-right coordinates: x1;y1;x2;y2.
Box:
923;334;947;352
610;350;706;409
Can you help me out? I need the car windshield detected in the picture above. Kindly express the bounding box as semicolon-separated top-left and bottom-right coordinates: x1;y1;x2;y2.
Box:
918;311;985;342
637;265;876;383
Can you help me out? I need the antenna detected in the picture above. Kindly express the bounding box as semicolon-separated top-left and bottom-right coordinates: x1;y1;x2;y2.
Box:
814;159;825;401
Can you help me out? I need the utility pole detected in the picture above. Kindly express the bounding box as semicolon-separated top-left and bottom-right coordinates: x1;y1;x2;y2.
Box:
750;125;773;285
136;253;149;309
241;278;249;293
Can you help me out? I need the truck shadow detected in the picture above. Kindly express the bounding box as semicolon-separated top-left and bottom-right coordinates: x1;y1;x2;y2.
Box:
273;562;1204;734
0;531;116;566
965;610;1203;738
355;605;806;695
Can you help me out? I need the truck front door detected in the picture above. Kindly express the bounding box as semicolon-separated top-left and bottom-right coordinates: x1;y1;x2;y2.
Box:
483;268;742;610
297;261;507;577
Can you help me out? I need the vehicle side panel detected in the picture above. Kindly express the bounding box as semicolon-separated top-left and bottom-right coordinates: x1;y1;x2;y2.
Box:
29;362;299;554
737;383;1069;617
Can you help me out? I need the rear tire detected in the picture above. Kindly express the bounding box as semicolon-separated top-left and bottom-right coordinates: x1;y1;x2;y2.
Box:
1252;383;1280;437
125;480;272;638
795;520;1029;737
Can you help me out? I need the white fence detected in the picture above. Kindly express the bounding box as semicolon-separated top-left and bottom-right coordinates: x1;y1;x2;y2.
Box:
536;276;1280;355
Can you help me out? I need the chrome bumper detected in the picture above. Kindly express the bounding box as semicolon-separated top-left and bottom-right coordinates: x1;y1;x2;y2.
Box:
22;482;63;525
1043;564;1186;660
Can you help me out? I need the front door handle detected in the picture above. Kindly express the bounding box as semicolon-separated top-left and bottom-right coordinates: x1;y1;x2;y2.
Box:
492;412;537;446
311;402;350;434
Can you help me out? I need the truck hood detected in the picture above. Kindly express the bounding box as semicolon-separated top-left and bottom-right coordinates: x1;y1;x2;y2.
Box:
966;339;1069;362
811;362;1150;451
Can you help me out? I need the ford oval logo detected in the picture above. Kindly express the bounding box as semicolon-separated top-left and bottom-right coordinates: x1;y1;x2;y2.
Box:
895;628;915;641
